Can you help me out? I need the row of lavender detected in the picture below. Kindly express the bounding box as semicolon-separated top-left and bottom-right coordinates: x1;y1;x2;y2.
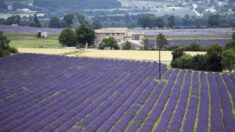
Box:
143;28;233;35
0;25;62;33
0;54;235;131
147;39;231;48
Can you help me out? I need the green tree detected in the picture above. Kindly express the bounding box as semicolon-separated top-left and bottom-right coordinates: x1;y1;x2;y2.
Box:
208;14;220;27
123;41;132;50
184;42;201;51
49;17;60;28
0;31;10;50
62;14;74;28
99;37;120;50
206;44;223;71
191;55;207;70
171;47;185;61
0;31;17;57
222;49;235;72
4;15;23;25
58;28;77;47
153;17;165;28
138;16;153;29
92;20;102;29
232;32;235;40
76;24;96;47
168;15;175;28
33;14;41;27
156;33;168;80
225;40;235;50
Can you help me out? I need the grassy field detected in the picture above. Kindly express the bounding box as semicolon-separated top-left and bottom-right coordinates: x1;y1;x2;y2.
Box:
10;40;60;48
17;48;205;62
5;32;60;40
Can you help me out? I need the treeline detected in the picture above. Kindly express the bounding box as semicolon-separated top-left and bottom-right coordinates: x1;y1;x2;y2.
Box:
94;13;235;28
1;13;234;29
171;34;235;72
0;13;102;30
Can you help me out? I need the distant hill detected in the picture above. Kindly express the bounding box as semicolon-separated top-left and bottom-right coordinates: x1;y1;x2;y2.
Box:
2;0;122;13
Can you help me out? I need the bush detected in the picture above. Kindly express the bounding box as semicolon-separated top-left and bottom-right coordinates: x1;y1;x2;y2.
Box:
172;47;185;61
184;42;201;51
59;28;77;47
206;44;223;72
0;49;5;57
0;31;17;58
191;55;207;70
173;55;193;69
225;40;235;50
222;49;235;72
123;41;132;50
0;31;10;50
232;32;235;40
99;37;120;50
8;47;18;53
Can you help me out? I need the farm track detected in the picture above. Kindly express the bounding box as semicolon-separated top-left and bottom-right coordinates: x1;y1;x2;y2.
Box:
0;54;235;132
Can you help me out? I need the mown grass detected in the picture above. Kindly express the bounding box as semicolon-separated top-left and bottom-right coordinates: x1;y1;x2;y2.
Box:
4;32;60;40
10;40;61;48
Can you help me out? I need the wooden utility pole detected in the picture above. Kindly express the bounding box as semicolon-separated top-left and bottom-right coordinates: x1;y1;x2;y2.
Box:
159;47;161;80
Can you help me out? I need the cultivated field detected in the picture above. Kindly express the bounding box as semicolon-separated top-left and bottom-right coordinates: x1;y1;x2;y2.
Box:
0;54;234;131
17;48;206;62
0;25;232;49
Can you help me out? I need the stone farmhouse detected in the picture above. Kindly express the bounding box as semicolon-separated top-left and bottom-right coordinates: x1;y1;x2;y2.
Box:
95;28;144;49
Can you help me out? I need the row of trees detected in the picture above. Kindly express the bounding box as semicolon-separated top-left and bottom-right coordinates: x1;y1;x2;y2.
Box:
138;15;175;28
58;24;95;48
171;40;235;72
48;14;102;29
0;31;18;57
94;13;234;28
1;13;102;29
3;14;41;27
137;14;223;29
153;33;235;73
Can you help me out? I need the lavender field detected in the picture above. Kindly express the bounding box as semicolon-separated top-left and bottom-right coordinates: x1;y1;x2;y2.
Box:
0;25;61;33
0;54;235;132
147;39;232;48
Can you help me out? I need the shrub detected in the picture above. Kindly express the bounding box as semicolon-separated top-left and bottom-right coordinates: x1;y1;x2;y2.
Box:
0;31;10;50
99;37;120;50
191;55;207;70
59;28;77;47
225;40;235;50
0;49;5;57
184;42;201;51
206;44;223;72
8;47;18;53
172;47;185;61
222;49;235;72
174;55;193;69
232;32;235;40
123;41;132;50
